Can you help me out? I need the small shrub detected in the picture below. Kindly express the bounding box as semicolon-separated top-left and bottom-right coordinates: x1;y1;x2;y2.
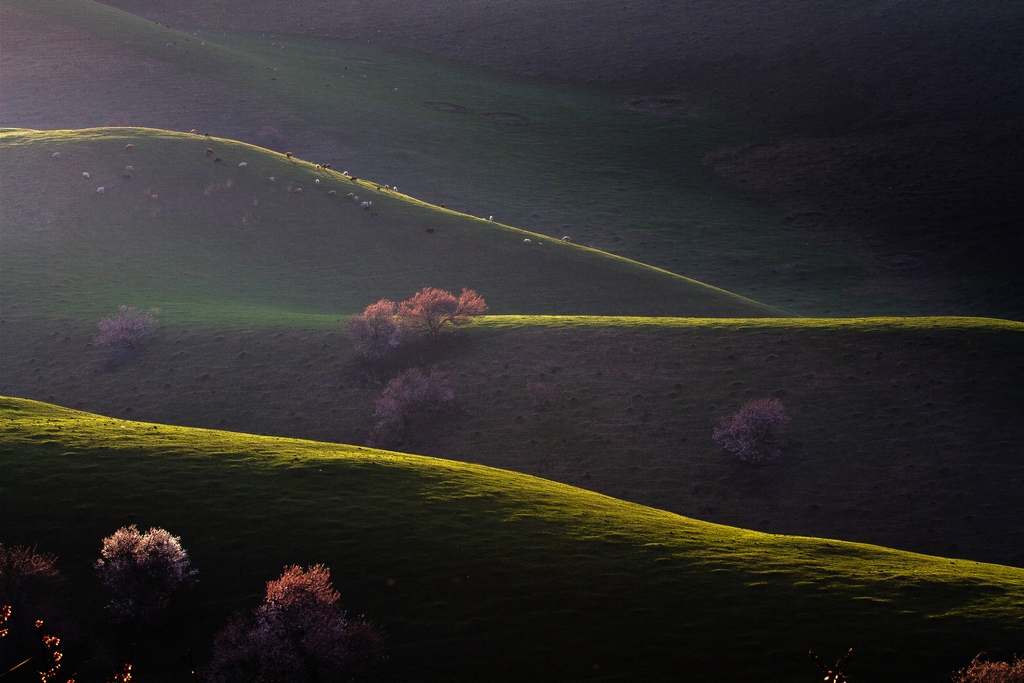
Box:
953;654;1024;683
712;397;790;463
206;564;384;683
343;299;403;360
397;287;487;338
372;367;454;445
94;305;156;348
94;525;197;622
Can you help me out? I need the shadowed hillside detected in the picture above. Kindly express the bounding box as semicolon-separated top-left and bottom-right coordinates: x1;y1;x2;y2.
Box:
0;127;780;319
2;396;1024;682
2;0;1020;317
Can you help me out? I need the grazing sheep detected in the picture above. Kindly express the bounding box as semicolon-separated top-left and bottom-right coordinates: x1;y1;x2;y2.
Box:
341;171;350;177
361;201;372;209
125;165;134;172
205;133;211;138
488;215;493;221
214;158;222;163
323;164;332;169
523;238;531;244
149;194;159;200
315;179;320;185
392;186;398;192
328;190;336;196
346;193;355;200
440;203;446;208
285;152;293;159
561;236;571;242
384;184;390;191
238;162;248;167
82;172;90;178
351;196;359;202
315;164;322;170
189;129;197;134
206;148;214;156
294;187;302;194
124;144;134;151
96;187;105;193
52;152;61;158
269;176;275;182
351;176;359;182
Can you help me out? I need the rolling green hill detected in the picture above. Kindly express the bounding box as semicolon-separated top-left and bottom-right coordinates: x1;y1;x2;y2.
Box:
3;0;1020;318
0;127;781;321
2;396;1023;682
3;310;1022;568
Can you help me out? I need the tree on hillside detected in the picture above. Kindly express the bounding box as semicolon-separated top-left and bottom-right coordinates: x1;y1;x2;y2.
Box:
94;525;197;622
953;654;1024;683
0;544;62;659
712;397;790;464
371;367;454;446
206;564;384;683
94;305;157;349
343;299;403;360
397;287;487;338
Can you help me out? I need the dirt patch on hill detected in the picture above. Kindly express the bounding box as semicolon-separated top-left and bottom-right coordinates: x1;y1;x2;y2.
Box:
624;96;698;119
479;112;530;126
422;101;472;114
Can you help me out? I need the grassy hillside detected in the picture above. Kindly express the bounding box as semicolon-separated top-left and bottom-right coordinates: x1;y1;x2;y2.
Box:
0;127;780;320
3;0;1020;318
3;312;1022;568
2;396;1023;682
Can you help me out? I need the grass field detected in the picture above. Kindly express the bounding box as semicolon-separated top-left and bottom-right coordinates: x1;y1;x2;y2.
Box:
3;396;1024;682
0;127;781;320
3;0;1020;318
3;312;1022;569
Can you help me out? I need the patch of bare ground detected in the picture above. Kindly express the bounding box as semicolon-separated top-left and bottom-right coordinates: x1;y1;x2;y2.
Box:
2;318;1022;567
421;101;473;114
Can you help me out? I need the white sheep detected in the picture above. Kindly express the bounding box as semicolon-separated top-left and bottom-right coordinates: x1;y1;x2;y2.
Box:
238;162;248;167
342;171;350;177
561;236;571;242
269;176;275;182
392;186;398;192
523;238;532;244
52;152;61;158
328;190;337;196
82;172;90;178
488;215;493;221
125;165;134;173
96;187;105;193
315;179;320;185
361;201;372;209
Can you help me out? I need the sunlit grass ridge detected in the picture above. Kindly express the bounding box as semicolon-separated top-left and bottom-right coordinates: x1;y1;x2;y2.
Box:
2;396;1023;681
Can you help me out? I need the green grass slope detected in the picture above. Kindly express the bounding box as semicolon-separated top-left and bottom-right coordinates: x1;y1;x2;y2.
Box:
2;314;1022;569
2;396;1023;682
0;127;782;321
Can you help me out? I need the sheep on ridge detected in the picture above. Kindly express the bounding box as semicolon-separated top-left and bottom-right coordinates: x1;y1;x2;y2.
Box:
523;238;531;244
561;236;571;242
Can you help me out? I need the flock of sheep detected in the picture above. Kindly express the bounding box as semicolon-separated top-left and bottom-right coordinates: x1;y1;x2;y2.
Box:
54;136;570;244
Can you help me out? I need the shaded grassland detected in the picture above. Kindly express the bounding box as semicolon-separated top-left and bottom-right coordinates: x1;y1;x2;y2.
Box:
2;396;1024;682
0;127;779;320
3;314;1022;568
3;0;1020;318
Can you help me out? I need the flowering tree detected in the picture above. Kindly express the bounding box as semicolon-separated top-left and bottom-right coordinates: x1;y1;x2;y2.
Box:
953;654;1024;683
712;397;790;464
94;525;197;622
397;287;487;338
0;544;62;659
371;367;454;445
206;564;384;683
343;299;403;360
94;305;156;348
